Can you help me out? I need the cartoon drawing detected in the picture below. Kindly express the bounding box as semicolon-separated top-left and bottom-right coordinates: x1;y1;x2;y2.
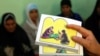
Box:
42;27;70;53
60;30;70;44
56;30;70;53
41;26;54;38
36;14;83;55
49;33;59;40
56;49;66;53
41;26;60;40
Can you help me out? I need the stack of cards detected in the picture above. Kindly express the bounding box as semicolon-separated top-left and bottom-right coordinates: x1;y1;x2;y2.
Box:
35;14;83;56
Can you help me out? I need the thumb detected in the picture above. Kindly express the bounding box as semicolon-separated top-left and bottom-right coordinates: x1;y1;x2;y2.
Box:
72;36;87;47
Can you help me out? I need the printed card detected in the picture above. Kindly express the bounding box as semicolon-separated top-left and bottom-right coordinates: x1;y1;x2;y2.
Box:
36;14;83;54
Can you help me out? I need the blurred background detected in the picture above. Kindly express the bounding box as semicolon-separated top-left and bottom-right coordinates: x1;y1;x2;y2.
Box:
0;0;96;24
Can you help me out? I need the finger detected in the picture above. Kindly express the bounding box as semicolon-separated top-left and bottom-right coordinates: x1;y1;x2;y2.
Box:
67;24;91;37
72;36;88;48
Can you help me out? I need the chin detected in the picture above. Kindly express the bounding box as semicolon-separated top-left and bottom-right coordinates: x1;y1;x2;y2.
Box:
8;30;15;33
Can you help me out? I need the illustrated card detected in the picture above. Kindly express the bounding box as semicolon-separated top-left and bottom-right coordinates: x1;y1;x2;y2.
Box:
36;14;83;53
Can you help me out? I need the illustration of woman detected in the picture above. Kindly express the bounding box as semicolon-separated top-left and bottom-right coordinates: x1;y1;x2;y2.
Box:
42;26;54;38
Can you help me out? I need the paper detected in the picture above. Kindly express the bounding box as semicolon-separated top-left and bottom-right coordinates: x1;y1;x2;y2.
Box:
35;14;83;56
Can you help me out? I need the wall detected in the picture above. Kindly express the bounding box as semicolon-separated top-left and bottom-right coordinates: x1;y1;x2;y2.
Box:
0;0;97;24
0;0;23;24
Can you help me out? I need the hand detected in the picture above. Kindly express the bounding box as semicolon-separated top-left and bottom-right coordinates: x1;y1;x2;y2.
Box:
67;24;100;56
4;46;14;56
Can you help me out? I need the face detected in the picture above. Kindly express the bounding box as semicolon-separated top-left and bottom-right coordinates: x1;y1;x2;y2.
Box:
29;9;38;22
4;19;16;32
61;5;71;16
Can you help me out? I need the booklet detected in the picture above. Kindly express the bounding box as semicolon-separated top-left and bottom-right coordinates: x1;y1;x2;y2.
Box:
35;14;83;54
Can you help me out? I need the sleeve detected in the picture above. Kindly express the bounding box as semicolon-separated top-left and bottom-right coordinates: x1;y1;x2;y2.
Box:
21;30;32;48
0;46;6;56
84;18;94;30
84;18;100;41
24;29;39;54
22;25;36;48
74;13;83;22
20;29;35;56
74;13;84;26
22;24;39;54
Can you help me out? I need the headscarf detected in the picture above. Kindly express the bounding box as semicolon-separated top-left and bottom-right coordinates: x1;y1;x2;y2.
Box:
0;13;16;30
26;3;38;31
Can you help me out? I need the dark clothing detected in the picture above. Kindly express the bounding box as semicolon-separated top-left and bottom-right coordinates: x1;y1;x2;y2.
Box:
85;17;100;43
84;11;100;56
58;13;83;22
84;0;100;43
0;25;34;56
0;13;34;56
61;33;69;44
84;0;100;56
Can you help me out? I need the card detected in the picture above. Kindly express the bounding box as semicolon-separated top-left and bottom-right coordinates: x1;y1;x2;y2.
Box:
35;14;83;53
39;46;83;56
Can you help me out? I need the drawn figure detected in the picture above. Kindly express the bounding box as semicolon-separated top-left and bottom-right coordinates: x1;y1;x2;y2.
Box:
56;30;69;53
60;30;69;44
42;26;54;38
